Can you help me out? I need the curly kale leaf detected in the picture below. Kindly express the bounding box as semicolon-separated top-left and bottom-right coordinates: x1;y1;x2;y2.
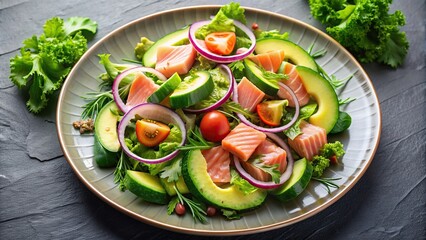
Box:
308;0;409;68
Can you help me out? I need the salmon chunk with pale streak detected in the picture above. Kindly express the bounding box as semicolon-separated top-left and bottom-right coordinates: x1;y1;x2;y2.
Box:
288;120;327;160
240;139;287;182
202;146;231;184
278;62;310;107
126;72;159;108
237;77;265;112
248;50;285;73
155;44;197;78
221;123;266;161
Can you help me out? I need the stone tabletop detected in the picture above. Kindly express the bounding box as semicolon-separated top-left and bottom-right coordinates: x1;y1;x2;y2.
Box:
1;0;425;239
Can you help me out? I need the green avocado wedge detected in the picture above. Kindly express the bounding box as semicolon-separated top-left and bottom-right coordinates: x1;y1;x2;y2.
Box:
182;149;267;211
296;66;339;133
94;101;121;152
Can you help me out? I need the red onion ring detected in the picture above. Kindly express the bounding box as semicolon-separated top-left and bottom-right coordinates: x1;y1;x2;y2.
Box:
188;20;256;63
184;64;234;113
232;77;300;132
112;66;167;113
233;132;294;189
117;103;186;164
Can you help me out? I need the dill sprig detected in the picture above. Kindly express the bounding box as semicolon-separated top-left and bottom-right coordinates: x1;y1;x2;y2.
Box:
312;177;341;194
113;151;133;191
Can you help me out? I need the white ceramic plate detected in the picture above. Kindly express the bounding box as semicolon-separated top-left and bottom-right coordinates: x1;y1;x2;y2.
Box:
56;5;381;236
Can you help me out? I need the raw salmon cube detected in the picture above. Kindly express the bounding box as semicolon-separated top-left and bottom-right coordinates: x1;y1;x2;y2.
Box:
155;44;197;78
221;123;266;161
248;49;285;73
237;77;265;112
288;120;327;160
240;139;287;182
278;62;310;107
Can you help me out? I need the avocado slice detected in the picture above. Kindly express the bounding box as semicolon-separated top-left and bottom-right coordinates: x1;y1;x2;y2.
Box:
182;149;267;211
255;38;318;71
94;101;121;152
296;66;339;133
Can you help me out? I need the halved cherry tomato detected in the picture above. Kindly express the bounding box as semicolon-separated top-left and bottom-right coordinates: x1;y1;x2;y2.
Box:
199;110;230;142
135;119;170;147
204;32;236;56
256;100;288;127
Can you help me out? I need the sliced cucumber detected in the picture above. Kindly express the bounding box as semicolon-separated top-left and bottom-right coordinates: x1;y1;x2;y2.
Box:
93;133;118;168
147;72;182;103
124;170;169;204
182;149;267;211
255;38;318;71
244;59;279;96
271;158;313;201
169;71;214;109
94;101;120;152
296;66;339;133
160;176;189;196
142;26;189;68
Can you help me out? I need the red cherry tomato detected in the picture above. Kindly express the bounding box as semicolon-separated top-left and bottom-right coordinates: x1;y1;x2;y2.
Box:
199;110;230;142
204;32;236;56
135;119;170;147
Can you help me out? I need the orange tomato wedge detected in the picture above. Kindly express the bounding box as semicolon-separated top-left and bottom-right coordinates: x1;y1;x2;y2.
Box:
135;119;170;147
204;32;236;56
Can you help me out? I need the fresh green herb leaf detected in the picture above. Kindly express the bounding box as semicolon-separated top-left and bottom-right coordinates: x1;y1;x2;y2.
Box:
160;156;183;182
177;127;214;151
113;151;133;191
330;111;352;134
174;186;208;223
167;196;180;215
250;156;281;183
255;29;289;41
220;101;259;123
284;103;317;140
310;155;330;178
230;169;258;195
221;209;242;220
260;67;287;81
228;60;245;79
312;177;341;194
80;91;113;119
339;97;356;105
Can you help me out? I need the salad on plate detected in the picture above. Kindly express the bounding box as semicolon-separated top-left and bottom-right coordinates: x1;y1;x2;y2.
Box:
74;2;353;223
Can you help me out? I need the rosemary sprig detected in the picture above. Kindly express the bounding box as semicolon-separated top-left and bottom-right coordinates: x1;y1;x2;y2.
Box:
174;186;208;223
113;151;133;191
81;91;113;119
312;177;341;194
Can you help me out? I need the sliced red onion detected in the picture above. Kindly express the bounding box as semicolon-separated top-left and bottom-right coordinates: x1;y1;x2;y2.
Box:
184;64;234;113
233;132;294;189
232;77;300;132
188;20;256;63
112;66;167;113
117;103;186;164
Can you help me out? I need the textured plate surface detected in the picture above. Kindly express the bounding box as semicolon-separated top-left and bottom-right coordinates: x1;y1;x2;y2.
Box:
56;6;381;236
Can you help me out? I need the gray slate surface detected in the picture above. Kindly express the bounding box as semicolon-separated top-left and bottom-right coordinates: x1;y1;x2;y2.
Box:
1;0;425;239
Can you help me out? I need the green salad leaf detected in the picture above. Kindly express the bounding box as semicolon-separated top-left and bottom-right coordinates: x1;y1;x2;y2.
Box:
10;16;97;113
